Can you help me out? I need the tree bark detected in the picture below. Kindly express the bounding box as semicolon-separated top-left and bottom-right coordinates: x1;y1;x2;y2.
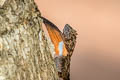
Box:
0;0;59;80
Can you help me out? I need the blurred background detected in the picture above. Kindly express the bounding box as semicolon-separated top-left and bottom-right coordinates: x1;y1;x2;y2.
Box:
35;0;120;80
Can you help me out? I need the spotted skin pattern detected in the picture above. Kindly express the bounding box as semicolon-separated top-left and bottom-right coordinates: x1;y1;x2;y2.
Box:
41;17;77;80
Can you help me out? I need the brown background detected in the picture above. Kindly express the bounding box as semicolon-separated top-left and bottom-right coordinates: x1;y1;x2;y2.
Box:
35;0;120;80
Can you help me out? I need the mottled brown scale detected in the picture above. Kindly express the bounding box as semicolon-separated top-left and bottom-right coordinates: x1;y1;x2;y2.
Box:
41;17;77;80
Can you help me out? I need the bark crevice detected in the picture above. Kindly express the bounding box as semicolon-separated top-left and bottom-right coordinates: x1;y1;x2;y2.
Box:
0;0;59;80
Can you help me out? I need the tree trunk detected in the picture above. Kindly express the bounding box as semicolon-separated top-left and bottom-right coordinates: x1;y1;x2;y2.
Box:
0;0;59;80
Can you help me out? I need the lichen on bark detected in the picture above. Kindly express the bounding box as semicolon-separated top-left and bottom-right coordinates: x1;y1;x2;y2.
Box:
0;0;59;80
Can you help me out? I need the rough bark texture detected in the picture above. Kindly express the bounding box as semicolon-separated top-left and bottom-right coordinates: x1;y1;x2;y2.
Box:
0;0;59;80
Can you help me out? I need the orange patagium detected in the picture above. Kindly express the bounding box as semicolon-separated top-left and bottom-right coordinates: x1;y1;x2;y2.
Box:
41;17;68;56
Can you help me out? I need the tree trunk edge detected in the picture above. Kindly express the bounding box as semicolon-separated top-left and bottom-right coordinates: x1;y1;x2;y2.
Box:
0;0;59;80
